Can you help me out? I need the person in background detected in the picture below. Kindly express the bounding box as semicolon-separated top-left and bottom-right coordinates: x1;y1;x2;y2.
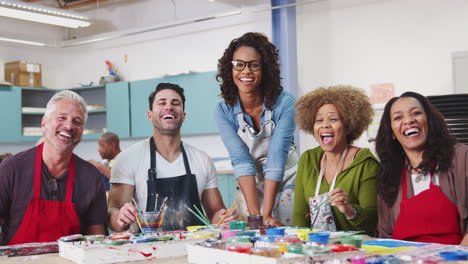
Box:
0;153;12;165
293;86;378;236
214;32;298;226
0;90;107;245
88;132;121;191
376;91;468;245
108;83;238;232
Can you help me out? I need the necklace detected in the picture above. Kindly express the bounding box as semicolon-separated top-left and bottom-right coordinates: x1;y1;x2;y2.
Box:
407;161;428;183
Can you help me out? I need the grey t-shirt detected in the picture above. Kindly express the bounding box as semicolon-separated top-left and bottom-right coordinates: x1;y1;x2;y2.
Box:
0;147;108;245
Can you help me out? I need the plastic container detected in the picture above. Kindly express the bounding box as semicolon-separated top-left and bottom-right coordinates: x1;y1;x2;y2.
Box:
229;221;247;231
296;229;314;241
275;235;302;244
226;242;252;254
265;227;286;236
302;244;331;255
187;225;205;232
287;243;304;254
251;247;282;258
237;230;257;238
222;230;240;240
227;235;251;244
340;235;363;248
198;239;227;250
308;232;330;244
439;251;468;261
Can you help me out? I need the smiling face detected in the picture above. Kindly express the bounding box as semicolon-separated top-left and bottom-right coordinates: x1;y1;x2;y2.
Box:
147;89;186;135
232;46;263;96
313;104;348;153
390;97;428;153
42;98;85;153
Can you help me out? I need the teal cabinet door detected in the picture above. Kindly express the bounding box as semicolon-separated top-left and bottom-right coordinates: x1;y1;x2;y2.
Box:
0;86;21;142
129;72;220;138
106;82;130;138
217;173;237;207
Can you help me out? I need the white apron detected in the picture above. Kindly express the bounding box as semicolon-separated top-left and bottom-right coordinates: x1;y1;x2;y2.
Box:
235;109;298;225
309;147;348;231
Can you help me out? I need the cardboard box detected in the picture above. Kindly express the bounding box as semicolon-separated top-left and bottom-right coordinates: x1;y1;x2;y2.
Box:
4;61;42;88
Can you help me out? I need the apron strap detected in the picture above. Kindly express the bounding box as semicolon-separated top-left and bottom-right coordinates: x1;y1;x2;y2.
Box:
314;147;348;197
33;143;76;202
264;109;272;121
402;160;436;201
33;143;44;199
147;137;158;212
180;144;192;175
65;156;76;203
236;112;247;127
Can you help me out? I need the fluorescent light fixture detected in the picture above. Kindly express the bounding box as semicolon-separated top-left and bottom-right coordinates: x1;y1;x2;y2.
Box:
0;37;46;46
0;1;90;28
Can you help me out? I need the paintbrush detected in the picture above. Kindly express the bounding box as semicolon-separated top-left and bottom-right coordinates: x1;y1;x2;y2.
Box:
215;200;238;228
158;197;168;214
193;204;210;225
154;193;159;213
157;204;168;232
185;205;211;226
131;198;149;226
310;196;331;230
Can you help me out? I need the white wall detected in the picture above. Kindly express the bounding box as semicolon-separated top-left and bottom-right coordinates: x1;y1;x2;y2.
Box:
0;9;271;160
296;0;468;153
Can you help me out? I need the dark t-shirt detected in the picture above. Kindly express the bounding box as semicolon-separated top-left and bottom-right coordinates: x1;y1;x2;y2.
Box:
0;146;108;245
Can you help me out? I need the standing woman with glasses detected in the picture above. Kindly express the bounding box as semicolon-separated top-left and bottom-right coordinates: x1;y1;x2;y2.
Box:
214;32;298;226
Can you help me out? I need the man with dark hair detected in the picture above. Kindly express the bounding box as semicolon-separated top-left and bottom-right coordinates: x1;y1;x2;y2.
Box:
108;83;238;231
0;90;107;245
88;132;121;191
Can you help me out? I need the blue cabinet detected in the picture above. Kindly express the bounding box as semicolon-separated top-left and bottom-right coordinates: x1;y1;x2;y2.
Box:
105;82;130;138
217;172;237;208
129;72;220;138
0;86;21;142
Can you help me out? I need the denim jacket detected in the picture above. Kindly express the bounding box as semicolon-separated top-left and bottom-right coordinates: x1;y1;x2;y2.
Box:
214;90;296;182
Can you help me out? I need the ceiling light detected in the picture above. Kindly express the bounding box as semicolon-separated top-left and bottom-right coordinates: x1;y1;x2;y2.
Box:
0;1;90;28
0;37;46;46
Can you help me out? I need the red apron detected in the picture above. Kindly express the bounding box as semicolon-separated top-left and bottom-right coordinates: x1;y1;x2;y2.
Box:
8;143;80;245
392;164;462;244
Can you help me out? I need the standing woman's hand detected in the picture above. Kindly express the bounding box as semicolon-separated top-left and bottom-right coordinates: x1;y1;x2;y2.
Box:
263;215;284;227
328;188;356;219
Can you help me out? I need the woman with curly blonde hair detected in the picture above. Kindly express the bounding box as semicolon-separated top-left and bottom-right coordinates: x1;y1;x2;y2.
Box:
293;85;378;235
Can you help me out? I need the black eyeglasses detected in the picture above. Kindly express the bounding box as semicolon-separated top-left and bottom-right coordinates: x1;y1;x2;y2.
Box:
231;60;261;72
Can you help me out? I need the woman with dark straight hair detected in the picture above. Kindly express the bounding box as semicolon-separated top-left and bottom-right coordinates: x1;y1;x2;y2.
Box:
376;91;468;245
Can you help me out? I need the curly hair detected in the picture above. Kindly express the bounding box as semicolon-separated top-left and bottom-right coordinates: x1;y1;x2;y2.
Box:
216;32;282;109
295;85;374;144
375;91;457;207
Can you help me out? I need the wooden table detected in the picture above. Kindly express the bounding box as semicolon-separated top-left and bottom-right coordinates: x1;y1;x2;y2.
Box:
1;254;188;264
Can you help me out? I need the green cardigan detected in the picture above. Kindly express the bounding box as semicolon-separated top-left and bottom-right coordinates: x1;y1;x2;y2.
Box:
292;147;379;236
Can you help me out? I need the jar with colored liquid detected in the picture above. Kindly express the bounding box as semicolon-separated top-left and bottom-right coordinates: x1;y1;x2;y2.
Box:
251;247;282;258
